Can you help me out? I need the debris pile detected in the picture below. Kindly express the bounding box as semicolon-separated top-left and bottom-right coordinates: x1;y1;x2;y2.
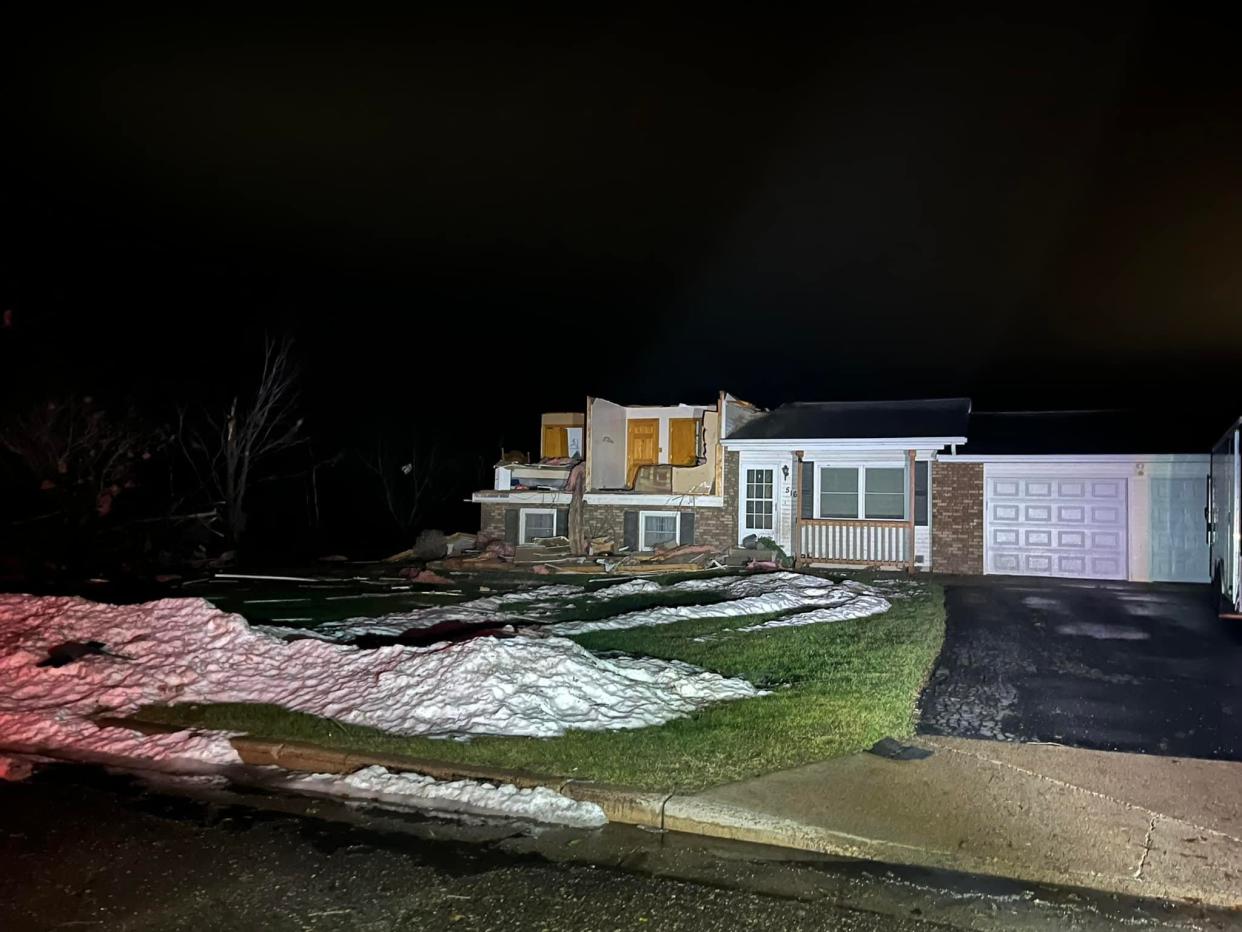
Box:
415;530;732;577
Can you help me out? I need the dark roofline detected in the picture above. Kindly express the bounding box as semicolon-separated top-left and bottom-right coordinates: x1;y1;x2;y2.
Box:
728;397;971;441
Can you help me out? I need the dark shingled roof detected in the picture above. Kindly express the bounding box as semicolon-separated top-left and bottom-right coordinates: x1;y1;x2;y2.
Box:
959;410;1219;455
729;398;971;441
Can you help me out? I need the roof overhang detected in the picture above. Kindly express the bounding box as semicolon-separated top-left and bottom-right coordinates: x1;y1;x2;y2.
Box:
941;453;1209;464
722;436;966;452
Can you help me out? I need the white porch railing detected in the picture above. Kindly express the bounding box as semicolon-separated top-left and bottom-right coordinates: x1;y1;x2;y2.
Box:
798;518;911;566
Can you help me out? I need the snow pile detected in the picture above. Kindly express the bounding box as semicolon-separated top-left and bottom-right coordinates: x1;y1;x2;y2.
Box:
548;574;890;635
273;572;891;642
279;765;606;828
263;582;600;640
0;594;761;766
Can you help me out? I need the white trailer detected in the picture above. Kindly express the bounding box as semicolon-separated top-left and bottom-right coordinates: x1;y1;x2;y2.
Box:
1209;418;1242;616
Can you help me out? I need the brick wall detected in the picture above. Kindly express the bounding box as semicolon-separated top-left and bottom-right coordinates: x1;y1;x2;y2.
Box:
931;461;984;575
476;451;741;551
479;503;508;540
722;451;739;542
579;503;733;550
477;497;734;551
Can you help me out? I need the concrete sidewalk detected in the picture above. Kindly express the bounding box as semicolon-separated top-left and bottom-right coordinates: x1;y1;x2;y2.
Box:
665;736;1242;907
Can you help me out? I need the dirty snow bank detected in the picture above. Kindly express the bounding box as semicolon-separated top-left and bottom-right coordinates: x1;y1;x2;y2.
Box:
275;572;891;641
548;574;890;635
265;579;660;641
279;765;606;828
0;594;760;768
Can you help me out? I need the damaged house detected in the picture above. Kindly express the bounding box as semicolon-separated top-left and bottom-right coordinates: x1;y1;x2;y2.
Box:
474;393;760;556
475;394;1210;582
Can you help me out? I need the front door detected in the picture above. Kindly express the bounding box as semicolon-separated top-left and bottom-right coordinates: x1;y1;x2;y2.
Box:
626;419;659;486
739;465;778;545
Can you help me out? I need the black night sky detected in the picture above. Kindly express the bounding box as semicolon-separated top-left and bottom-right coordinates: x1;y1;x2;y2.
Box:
4;8;1242;552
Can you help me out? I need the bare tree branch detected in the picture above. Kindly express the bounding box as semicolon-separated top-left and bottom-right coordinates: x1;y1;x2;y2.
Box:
176;335;304;548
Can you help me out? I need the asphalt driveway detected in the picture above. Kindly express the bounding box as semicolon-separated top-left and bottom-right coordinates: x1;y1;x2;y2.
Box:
918;579;1242;760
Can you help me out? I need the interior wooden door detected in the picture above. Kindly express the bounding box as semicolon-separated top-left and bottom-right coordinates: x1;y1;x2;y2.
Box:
668;418;698;466
626;419;660;486
542;425;568;458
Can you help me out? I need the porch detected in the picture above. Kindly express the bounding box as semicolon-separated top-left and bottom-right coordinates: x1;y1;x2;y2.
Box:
796;517;915;569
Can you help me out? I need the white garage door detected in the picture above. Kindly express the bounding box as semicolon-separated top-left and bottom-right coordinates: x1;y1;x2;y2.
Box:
986;475;1127;580
1150;477;1208;583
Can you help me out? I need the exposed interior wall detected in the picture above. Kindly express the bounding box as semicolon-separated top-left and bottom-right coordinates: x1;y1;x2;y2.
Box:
539;412;585;459
590;397;721;491
623;405;710;465
588;397;627;490
672;409;719;494
541;412;584;427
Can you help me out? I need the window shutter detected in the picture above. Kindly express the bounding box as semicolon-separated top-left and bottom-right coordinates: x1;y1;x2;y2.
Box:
679;512;695;545
504;509;519;544
915;461;929;527
623;510;639;552
555;508;569;537
800;461;815;519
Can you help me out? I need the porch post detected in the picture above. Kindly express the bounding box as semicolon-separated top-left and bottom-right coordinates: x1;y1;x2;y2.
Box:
794;450;804;568
906;449;917;572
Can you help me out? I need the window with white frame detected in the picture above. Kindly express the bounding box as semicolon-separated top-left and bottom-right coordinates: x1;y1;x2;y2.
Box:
639;511;680;550
818;466;908;520
819;467;860;518
865;467;906;518
519;508;556;543
744;468;774;530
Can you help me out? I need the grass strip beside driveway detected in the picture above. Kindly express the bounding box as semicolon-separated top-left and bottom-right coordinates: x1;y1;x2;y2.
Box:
136;582;946;792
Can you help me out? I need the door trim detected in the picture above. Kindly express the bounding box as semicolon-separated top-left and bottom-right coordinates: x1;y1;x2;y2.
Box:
737;456;789;551
626;418;660;487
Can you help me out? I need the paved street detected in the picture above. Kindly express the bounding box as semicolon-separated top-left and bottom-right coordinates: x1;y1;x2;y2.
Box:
919;579;1242;759
1;765;1235;931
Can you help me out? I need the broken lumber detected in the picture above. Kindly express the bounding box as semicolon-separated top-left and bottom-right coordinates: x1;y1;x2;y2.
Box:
615;563;708;575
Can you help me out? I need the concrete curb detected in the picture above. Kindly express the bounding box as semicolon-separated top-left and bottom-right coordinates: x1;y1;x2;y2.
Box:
217;735;1242;908
229;737;672;829
230;737;563;791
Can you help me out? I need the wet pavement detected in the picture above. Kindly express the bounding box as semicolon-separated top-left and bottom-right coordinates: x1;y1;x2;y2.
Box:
1;764;1234;931
919;579;1242;760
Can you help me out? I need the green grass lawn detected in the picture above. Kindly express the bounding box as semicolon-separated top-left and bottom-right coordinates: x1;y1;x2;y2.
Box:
137;578;946;792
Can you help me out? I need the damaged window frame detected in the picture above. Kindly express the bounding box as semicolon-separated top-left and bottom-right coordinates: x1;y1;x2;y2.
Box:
519;508;558;544
638;510;680;551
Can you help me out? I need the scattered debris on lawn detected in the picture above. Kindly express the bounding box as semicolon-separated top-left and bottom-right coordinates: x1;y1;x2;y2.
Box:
277;765;607;827
514;536;573;565
413;523;735;576
216;573;321;583
611;562;711;575
444;532;477;557
399;568;454;586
